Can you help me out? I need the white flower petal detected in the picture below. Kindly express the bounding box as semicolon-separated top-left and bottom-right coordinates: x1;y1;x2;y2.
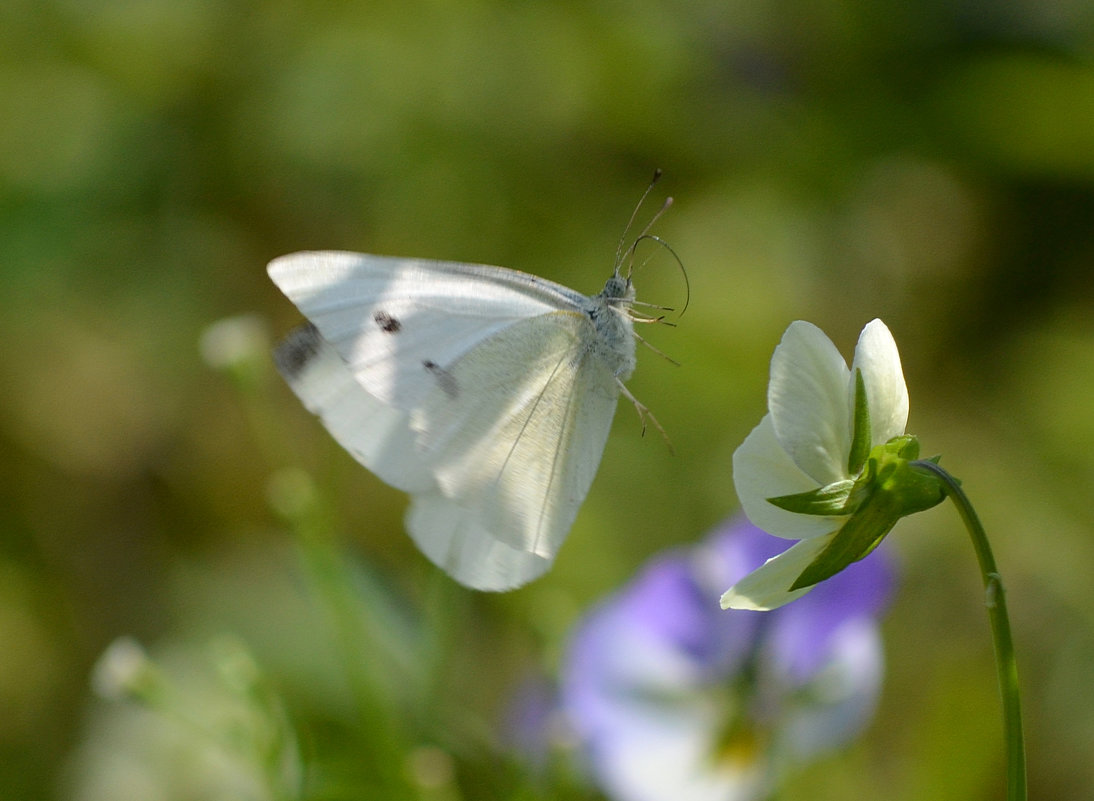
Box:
719;535;834;611
597;722;767;801
733;416;848;541
850;319;908;446
768;321;852;485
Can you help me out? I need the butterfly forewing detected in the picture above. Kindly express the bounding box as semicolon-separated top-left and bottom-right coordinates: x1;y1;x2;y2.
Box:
269;252;583;409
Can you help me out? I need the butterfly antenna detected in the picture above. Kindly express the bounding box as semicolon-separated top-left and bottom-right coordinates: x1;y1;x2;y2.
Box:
615;168;664;273
626;232;690;318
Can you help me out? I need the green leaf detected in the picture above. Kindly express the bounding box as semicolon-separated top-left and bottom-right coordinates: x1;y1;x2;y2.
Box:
847;369;872;475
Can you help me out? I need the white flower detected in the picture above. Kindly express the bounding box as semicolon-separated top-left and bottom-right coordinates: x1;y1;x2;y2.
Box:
70;638;302;801
722;319;912;611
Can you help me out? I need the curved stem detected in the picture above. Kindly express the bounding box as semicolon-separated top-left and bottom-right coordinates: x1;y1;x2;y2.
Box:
912;459;1026;801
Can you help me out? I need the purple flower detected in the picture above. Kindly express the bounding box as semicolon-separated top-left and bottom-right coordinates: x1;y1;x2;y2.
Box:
559;517;892;801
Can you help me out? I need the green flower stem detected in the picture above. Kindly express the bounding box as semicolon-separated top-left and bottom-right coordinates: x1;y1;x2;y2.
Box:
912;459;1026;801
291;502;408;791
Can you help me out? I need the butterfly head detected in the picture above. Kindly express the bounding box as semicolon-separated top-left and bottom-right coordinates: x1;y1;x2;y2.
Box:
601;272;635;305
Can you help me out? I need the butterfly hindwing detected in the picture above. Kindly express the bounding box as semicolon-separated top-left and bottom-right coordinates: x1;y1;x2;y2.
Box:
404;312;622;589
273;323;435;492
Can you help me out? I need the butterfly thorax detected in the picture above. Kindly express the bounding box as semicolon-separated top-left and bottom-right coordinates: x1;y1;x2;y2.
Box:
582;273;637;380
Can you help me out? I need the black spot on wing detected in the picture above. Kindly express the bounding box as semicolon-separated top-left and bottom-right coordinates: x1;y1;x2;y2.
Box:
274;323;323;379
374;310;401;333
423;359;459;399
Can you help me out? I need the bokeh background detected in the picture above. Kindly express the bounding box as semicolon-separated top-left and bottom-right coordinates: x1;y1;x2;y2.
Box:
3;1;1094;798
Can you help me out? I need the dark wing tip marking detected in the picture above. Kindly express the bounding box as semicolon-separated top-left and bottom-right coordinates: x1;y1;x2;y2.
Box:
373;310;402;333
422;359;459;399
274;322;323;379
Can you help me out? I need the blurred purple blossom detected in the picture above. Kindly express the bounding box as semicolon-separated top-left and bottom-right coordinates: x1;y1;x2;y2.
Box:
558;517;893;801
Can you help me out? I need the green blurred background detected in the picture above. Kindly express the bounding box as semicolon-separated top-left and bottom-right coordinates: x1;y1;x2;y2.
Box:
3;0;1094;798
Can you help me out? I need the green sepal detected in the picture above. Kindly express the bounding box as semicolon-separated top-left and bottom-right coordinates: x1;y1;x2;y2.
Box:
847;369;872;475
887;435;920;461
767;479;858;516
789;491;901;591
875;437;946;515
789;435;947;591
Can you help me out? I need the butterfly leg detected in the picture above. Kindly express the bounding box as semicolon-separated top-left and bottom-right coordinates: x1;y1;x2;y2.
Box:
632;330;680;367
616;379;674;454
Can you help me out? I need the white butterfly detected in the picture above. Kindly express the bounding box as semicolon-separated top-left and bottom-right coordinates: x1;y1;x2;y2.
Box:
268;193;672;591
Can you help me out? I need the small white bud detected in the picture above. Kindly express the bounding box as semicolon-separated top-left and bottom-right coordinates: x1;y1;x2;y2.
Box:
91;636;154;701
